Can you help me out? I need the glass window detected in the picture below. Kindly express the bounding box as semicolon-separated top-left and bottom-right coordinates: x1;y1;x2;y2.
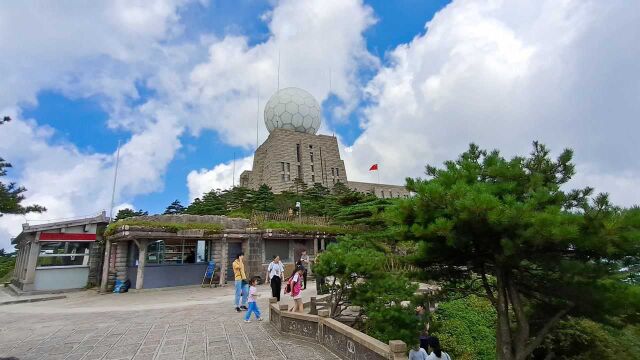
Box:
140;239;209;265
336;168;339;176
310;165;314;173
311;175;315;182
310;152;314;163
265;239;290;262
296;144;301;162
37;242;91;267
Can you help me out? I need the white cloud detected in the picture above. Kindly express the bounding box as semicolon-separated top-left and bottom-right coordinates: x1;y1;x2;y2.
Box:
187;156;253;201
344;0;640;206
0;0;378;250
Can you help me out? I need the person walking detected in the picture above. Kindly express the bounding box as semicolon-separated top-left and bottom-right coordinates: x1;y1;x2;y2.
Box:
425;336;451;360
409;343;428;360
289;265;305;312
266;255;284;301
233;252;249;312
244;277;263;323
299;250;310;289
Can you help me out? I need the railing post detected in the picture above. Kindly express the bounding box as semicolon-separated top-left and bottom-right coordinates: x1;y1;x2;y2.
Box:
389;340;407;360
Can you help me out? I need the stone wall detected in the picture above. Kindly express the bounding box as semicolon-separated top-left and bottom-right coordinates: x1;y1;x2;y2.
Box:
347;180;410;199
87;241;103;287
246;233;263;280
269;300;407;360
243;128;348;193
114;242;128;281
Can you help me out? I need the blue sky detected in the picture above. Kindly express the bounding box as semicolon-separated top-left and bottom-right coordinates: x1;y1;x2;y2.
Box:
2;0;639;249
18;0;451;215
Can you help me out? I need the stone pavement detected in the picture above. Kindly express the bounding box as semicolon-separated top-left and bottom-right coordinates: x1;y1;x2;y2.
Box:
0;285;338;360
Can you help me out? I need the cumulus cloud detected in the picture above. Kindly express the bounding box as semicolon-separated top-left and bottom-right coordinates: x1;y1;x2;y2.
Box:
344;0;640;206
187;156;253;201
0;0;377;250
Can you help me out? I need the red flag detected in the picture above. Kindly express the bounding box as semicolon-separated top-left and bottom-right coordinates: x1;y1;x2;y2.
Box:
369;164;378;171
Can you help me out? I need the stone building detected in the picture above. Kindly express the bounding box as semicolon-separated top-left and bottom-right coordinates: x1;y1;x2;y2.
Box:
10;212;108;294
240;87;409;198
102;214;336;291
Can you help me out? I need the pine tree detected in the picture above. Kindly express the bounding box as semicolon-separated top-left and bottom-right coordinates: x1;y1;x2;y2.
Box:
114;208;148;221
0;117;46;217
185;189;226;215
289;177;307;194
253;184;276;212
163;199;185;215
398;142;640;360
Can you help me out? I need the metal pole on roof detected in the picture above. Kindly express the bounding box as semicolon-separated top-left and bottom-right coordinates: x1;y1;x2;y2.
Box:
108;140;121;222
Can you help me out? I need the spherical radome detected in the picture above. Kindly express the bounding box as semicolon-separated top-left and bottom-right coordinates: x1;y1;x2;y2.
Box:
264;87;321;134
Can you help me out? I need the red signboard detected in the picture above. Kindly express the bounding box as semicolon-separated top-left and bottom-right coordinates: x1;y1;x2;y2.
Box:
39;232;97;242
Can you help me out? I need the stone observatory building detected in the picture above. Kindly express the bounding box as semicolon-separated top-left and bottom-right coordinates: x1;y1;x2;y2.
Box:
240;87;408;198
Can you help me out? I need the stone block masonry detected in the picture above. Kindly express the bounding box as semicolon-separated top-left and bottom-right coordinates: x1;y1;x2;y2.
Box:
240;128;410;198
269;300;408;360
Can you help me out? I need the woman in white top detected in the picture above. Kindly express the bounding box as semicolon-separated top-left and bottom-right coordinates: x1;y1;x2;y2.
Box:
266;255;284;301
425;336;451;360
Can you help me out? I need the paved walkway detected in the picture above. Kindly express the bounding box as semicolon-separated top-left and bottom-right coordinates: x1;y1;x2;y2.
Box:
0;284;338;360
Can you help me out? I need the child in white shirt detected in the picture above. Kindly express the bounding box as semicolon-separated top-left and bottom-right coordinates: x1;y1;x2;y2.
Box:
244;277;262;322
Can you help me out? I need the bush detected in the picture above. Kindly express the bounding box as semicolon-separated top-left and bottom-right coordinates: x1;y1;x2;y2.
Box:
538;317;640;359
430;295;496;360
0;256;15;281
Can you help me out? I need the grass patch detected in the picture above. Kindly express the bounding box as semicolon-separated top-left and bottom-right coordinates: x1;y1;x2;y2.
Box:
105;220;225;236
258;221;357;234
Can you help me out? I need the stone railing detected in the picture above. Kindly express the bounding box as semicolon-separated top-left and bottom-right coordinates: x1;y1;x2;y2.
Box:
269;298;407;360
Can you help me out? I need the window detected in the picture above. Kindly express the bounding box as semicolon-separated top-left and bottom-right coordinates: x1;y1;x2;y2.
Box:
145;239;208;265
298;165;302;179
309;145;313;149
286;163;290;173
265;239;290;262
281;173;285;181
37;242;91;267
281;162;285;171
311;175;315;182
310;152;314;163
336;168;340;177
310;165;314;173
331;168;335;176
296;144;301;162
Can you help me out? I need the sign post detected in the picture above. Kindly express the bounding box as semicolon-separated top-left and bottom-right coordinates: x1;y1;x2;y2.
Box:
201;261;216;288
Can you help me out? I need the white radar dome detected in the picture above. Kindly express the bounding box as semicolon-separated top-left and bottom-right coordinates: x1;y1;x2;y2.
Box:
264;87;321;134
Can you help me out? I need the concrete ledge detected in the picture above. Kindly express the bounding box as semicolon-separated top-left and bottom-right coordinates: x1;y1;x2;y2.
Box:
269;301;407;360
322;317;390;357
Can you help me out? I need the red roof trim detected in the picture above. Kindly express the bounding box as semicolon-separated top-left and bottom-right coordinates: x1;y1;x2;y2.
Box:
39;233;97;242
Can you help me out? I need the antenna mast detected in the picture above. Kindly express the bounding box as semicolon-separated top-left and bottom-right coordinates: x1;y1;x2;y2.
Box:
108;140;121;221
256;87;260;148
232;152;236;188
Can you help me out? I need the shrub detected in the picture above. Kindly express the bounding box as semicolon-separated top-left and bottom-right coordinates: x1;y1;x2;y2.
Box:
430;295;496;360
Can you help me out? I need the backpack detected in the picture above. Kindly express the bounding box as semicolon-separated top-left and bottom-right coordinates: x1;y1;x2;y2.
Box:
284;277;292;294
